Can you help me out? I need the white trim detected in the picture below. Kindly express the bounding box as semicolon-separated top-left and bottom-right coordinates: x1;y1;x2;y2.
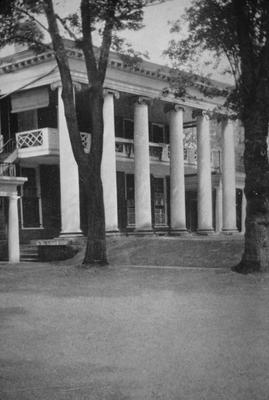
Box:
21;227;44;230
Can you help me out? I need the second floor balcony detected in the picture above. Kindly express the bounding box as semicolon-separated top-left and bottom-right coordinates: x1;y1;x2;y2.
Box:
115;137;221;170
16;128;59;158
13;127;221;170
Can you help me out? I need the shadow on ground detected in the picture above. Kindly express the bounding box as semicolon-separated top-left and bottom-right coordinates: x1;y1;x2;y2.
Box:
1;236;266;400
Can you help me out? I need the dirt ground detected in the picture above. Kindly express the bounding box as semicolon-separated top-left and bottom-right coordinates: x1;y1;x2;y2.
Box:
1;246;269;399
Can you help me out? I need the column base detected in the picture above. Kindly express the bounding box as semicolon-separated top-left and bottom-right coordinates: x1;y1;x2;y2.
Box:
134;229;154;236
196;229;215;236
222;228;239;235
59;232;85;244
106;229;121;236
59;231;84;237
170;228;189;236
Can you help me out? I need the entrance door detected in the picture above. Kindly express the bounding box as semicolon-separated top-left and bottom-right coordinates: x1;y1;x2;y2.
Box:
186;191;198;231
152;177;167;227
20;167;40;228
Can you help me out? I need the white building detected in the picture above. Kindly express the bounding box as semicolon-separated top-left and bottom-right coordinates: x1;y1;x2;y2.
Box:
0;41;246;261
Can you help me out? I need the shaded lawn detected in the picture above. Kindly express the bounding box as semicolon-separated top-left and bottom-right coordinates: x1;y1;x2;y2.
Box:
107;236;244;268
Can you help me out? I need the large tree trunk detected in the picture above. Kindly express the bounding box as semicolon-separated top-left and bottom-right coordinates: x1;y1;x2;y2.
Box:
44;0;108;267
82;173;107;265
80;86;108;266
234;107;269;273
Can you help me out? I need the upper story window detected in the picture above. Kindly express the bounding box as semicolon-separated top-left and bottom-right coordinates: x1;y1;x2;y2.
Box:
17;109;38;132
150;123;166;144
123;119;134;139
115;116;134;139
11;86;57;132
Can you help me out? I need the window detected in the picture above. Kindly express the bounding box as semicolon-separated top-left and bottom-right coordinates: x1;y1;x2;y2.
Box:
123;119;134;139
150;123;165;143
17;110;38;132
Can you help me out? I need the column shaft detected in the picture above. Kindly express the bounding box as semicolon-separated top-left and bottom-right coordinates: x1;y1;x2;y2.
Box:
215;182;223;233
222;119;237;232
169;106;187;233
134;100;152;231
241;190;246;233
101;91;119;232
196;112;214;233
58;87;81;236
8;195;20;263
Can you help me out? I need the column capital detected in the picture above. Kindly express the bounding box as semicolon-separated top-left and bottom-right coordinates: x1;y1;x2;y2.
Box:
50;81;82;91
164;103;184;114
103;88;120;99
9;194;19;201
192;109;213;120
134;96;152;106
221;117;234;126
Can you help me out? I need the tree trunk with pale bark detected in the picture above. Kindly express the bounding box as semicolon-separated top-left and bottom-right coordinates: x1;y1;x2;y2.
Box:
234;104;269;273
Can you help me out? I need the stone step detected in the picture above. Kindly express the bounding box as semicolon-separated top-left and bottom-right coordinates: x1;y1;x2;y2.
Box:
20;244;39;262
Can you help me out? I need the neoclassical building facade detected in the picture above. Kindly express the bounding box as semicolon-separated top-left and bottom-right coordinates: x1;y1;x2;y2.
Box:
0;41;246;260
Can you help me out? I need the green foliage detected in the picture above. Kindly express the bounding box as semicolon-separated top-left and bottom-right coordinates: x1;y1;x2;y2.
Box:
0;0;147;56
165;0;269;118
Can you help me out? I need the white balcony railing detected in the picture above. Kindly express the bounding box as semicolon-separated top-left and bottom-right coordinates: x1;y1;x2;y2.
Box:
115;138;221;169
16;128;59;158
15;128;92;158
80;132;91;153
0;163;16;176
14;128;221;170
115;138;134;158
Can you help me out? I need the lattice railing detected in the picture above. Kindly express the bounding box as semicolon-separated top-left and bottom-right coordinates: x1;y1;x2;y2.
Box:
80;132;91;153
184;147;197;164
17;129;44;149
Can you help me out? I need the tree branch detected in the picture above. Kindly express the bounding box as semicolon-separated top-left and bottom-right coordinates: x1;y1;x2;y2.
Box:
98;19;114;83
55;14;79;41
43;0;86;164
232;0;255;84
14;5;49;33
80;0;98;85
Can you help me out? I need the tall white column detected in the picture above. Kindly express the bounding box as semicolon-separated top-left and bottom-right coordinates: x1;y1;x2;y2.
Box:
196;110;214;233
222;118;237;233
101;90;119;233
134;98;152;231
58;86;81;236
169;105;187;234
241;190;246;234
8;194;20;263
215;182;223;233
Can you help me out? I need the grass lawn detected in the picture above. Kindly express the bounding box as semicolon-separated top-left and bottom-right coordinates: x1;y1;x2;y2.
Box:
67;235;244;269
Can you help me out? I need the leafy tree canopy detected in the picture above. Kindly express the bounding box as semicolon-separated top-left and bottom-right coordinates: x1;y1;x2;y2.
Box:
165;0;269;118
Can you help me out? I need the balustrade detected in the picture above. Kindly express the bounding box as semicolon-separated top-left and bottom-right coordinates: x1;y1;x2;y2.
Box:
0;163;16;176
114;137;219;168
17;129;44;149
80;132;91;153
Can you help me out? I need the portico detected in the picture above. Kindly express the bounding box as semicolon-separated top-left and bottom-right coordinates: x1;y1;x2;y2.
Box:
0;41;245;248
